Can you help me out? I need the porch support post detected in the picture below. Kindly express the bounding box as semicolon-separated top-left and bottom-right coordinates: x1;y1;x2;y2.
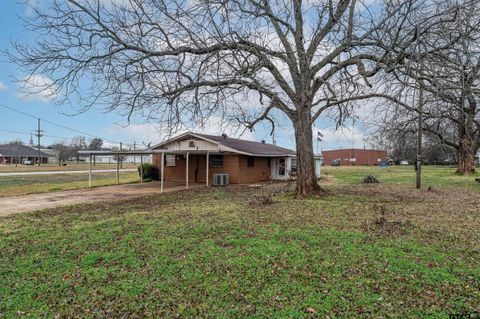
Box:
206;151;209;186
88;153;92;188
186;152;189;189
116;154;120;184
140;155;143;183
160;152;164;193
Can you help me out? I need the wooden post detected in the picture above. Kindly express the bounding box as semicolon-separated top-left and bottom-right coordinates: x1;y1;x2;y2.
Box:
186;152;189;189
140;155;143;183
160;152;165;193
206;151;209;186
116;154;120;185
88;153;92;188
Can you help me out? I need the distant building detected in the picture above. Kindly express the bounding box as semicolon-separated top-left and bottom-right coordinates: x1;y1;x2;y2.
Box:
322;148;387;166
93;155;152;164
40;149;59;164
0;144;52;164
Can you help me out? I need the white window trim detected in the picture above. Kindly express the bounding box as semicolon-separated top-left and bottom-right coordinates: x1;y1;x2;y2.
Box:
166;154;176;166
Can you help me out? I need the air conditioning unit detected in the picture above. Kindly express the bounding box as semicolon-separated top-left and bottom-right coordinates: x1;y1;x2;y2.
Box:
213;174;229;187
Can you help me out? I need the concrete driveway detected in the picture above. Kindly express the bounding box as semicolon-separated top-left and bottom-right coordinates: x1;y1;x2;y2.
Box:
0;182;203;217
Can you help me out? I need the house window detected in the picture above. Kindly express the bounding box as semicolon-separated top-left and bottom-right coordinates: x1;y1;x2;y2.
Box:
189;140;195;147
165;154;176;166
290;159;297;173
247;156;255;168
210;155;223;167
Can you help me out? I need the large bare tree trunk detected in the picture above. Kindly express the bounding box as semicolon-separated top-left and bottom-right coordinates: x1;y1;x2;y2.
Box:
456;105;477;174
293;108;326;197
457;136;476;174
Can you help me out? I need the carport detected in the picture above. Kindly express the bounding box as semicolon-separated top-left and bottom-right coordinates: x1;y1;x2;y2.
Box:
79;149;212;193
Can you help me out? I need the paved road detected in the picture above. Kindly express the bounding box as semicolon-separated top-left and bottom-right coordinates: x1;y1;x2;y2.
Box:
0;169;137;177
0;182;203;216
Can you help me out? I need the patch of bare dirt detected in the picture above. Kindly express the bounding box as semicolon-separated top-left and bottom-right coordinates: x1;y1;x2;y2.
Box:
363;205;414;238
342;183;480;244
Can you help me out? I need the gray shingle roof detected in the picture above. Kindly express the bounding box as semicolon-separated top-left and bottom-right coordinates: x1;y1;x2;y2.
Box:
0;144;51;157
193;133;295;156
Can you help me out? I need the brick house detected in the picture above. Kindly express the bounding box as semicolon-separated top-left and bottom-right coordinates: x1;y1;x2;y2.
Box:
152;132;297;185
0;144;51;164
322;148;387;166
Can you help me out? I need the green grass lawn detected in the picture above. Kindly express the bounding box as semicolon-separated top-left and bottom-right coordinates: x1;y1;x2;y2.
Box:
1;169;479;317
0;163;137;172
0;172;140;197
321;165;480;189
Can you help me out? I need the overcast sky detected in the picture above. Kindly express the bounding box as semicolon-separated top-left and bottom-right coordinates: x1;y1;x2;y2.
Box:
0;0;374;152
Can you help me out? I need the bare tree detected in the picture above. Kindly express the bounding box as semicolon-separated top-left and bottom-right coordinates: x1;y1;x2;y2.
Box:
365;0;480;174
70;136;87;162
7;0;463;196
50;141;75;165
88;138;104;151
368;123;456;164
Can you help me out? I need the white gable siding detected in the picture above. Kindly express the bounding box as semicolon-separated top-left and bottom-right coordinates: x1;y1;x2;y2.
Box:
162;137;219;151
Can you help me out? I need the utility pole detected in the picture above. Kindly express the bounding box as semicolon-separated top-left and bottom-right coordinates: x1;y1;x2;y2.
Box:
35;118;43;166
416;85;424;189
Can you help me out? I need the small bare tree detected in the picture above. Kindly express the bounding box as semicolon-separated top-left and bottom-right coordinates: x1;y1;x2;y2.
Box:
70;136;87;163
7;0;464;195
50;141;75;165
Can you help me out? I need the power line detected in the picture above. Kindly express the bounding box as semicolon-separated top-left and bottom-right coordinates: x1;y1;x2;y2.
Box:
0;129;32;136
0;103;134;146
0;128;103;143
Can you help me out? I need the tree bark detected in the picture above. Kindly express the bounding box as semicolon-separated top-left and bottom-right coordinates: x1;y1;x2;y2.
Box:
293;108;327;197
456;100;477;175
457;135;476;174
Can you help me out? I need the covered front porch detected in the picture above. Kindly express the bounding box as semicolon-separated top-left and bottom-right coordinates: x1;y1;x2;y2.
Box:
79;149;223;193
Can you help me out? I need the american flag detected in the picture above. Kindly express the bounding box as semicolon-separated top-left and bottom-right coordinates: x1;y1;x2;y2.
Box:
317;130;323;141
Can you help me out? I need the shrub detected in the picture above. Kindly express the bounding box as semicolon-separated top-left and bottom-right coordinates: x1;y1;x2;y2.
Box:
363;175;380;183
138;163;158;181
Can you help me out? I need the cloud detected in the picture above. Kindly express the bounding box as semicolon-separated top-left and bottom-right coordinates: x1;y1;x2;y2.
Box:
18;74;58;102
0;81;6;92
314;125;371;151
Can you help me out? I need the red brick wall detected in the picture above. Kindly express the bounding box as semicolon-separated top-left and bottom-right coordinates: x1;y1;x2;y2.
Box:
153;154;271;184
323;149;387;166
237;155;270;183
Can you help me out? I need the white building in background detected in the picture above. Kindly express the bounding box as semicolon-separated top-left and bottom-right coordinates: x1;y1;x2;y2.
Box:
40;149;59;164
93;154;152;164
476;151;480;165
